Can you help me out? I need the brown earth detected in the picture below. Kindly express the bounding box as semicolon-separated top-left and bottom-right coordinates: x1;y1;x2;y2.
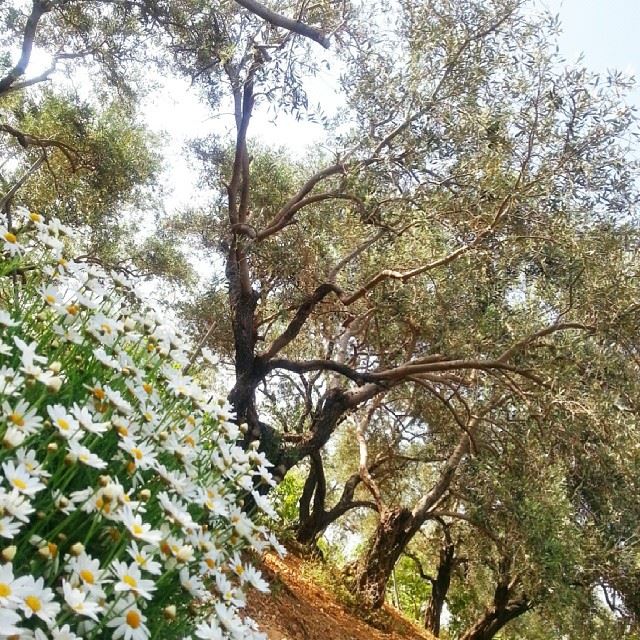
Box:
246;552;435;640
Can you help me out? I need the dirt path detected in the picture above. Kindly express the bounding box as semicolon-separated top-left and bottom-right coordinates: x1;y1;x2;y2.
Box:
246;553;435;640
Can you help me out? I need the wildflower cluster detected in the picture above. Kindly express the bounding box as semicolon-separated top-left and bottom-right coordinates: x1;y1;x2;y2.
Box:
0;209;283;639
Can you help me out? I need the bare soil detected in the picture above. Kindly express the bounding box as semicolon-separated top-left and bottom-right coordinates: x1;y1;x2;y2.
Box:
246;552;435;640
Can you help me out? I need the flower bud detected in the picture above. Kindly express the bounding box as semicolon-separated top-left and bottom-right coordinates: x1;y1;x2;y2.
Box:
46;376;63;392
47;442;58;453
70;542;85;556
48;361;62;374
138;489;151;502
163;605;177;621
1;546;17;562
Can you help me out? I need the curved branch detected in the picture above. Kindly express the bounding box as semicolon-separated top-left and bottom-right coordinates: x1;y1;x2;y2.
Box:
234;0;331;48
260;283;343;360
0;0;51;97
267;357;373;384
0;123;79;169
255;163;348;240
497;321;593;363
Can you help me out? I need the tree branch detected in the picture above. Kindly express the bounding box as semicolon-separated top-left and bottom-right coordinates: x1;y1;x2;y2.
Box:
0;123;79;169
234;0;331;48
260;283;343;360
0;0;52;98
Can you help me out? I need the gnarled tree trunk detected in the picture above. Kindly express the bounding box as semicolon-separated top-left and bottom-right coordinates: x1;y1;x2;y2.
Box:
355;507;420;607
354;431;472;607
424;540;456;636
459;596;530;640
296;452;378;544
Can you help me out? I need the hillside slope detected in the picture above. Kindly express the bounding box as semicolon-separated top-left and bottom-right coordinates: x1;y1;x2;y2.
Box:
247;552;435;640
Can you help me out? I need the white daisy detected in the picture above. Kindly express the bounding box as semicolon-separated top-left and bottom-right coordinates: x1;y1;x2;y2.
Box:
16;575;61;624
67;440;107;469
62;580;103;621
121;507;162;545
47;405;81;439
2;461;46;496
107;602;149;640
112;560;157;600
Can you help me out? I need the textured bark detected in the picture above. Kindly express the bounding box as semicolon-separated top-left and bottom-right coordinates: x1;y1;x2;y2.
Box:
296;456;377;544
424;541;456;636
354;432;471;608
355;508;420;608
459;596;530;640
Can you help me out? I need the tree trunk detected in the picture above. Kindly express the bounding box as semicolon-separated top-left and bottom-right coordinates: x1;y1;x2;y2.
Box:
355;508;419;608
424;542;456;637
296;452;327;544
459;597;530;640
354;432;471;609
296;455;378;544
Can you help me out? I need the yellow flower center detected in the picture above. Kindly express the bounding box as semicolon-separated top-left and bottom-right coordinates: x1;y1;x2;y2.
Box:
236;564;244;575
131;448;143;460
184;436;196;447
96;497;111;513
3;232;17;244
142;383;153;394
205;558;216;569
66;304;79;316
132;523;144;536
80;569;95;584
0;583;11;597
9;413;24;427
29;212;43;223
25;594;42;613
11;478;27;490
126;610;141;629
45;294;56;304
56;418;70;431
100;323;112;334
48;542;58;558
123;575;137;588
135;554;147;566
93;388;106;400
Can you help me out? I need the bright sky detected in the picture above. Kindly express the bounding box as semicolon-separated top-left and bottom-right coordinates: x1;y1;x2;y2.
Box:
546;0;640;104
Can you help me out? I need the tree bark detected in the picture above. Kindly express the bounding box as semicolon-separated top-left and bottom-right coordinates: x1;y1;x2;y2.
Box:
234;0;331;48
354;431;471;608
296;454;378;544
459;596;530;640
424;541;456;637
355;507;420;608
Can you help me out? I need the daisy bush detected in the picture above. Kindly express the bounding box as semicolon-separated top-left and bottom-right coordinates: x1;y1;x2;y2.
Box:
0;208;283;639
